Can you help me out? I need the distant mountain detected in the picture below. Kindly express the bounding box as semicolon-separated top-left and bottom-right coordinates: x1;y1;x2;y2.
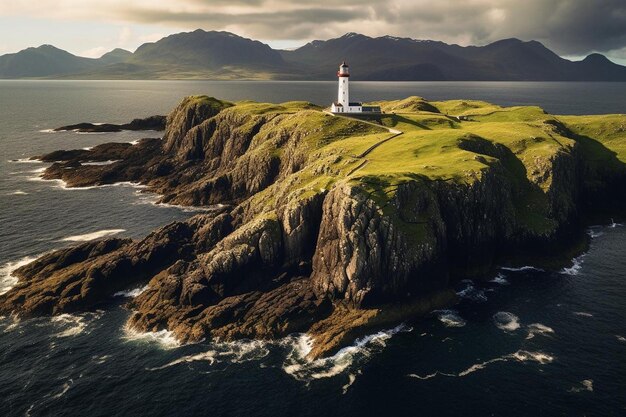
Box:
133;30;284;69
0;45;98;78
1;30;625;80
98;48;132;65
0;45;132;78
281;34;626;81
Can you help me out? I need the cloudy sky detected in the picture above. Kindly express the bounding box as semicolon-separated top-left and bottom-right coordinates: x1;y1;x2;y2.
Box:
1;0;625;64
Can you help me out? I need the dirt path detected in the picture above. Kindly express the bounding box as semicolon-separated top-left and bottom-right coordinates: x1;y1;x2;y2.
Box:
323;111;404;176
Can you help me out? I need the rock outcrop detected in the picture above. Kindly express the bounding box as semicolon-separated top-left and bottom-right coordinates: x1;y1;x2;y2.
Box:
2;95;625;358
54;115;166;132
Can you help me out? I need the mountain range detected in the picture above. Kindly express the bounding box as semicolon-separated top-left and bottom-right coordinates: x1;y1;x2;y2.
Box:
1;29;625;81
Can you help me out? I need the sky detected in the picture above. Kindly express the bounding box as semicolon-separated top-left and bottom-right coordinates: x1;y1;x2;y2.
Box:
1;0;625;64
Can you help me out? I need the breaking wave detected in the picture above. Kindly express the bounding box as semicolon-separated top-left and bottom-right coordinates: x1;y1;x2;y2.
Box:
122;325;181;350
493;311;520;331
282;324;410;382
526;323;555;340
435;310;466;328
114;285;149;298
456;282;488;303
490;273;509;285
1;314;21;333
59;229;126;242
147;339;270;371
560;254;585;276
58;181;148;191
9;158;42;164
587;226;604;239
133;195;225;213
50;312;102;338
0;255;39;295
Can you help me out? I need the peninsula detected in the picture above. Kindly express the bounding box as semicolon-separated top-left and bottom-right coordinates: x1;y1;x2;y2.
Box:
1;94;625;358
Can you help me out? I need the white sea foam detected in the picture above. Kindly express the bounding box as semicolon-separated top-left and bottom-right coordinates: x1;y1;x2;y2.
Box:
10;158;42;164
52;380;73;399
408;370;456;380
493;311;520;331
342;372;361;394
8;190;28;195
282;324;410;382
122;325;181;350
458;356;510;376
129;140;140;145
456;283;488;303
114;285;149;298
435;310;466;328
560;254;585;276
28;174;67;189
147;339;270;371
81;160;119;166
409;349;554;380
499;265;544;272
59;229;126;242
511;350;554;364
82;146;93;151
39;128;56;133
149;351;217;370
0;255;39;295
573;311;593;317
587;226;604;239
92;354;111;364
526;323;555;340
615;335;626;343
2;314;21;333
58;181;147;191
568;379;594;393
490;273;509;285
136;198;223;213
50;312;101;337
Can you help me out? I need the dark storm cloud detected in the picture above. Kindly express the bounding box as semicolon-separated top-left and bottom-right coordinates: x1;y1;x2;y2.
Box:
112;0;626;56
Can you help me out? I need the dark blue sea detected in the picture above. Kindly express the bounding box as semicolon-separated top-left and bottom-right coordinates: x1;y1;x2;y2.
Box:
1;81;625;416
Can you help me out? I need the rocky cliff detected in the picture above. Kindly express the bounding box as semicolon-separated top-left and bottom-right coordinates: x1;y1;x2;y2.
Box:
2;95;625;358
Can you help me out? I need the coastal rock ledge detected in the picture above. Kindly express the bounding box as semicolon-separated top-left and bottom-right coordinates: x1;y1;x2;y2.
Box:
2;95;625;358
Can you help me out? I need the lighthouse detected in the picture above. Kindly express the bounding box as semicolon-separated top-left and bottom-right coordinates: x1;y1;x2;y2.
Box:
330;62;380;114
338;61;350;108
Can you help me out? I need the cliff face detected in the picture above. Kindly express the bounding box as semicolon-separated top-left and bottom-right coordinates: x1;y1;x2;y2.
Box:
3;95;625;358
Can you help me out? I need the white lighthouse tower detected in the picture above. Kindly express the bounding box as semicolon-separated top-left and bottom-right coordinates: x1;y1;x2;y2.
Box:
332;62;362;113
331;62;379;114
338;61;350;108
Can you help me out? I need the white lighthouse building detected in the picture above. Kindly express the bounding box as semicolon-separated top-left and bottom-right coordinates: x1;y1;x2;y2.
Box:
331;62;380;114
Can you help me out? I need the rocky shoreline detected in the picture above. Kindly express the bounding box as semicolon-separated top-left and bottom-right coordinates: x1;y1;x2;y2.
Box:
2;96;624;358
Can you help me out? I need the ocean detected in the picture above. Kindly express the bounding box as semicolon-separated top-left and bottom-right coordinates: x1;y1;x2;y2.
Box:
0;80;625;416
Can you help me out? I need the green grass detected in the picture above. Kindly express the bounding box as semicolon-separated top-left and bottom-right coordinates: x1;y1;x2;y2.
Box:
207;97;626;243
